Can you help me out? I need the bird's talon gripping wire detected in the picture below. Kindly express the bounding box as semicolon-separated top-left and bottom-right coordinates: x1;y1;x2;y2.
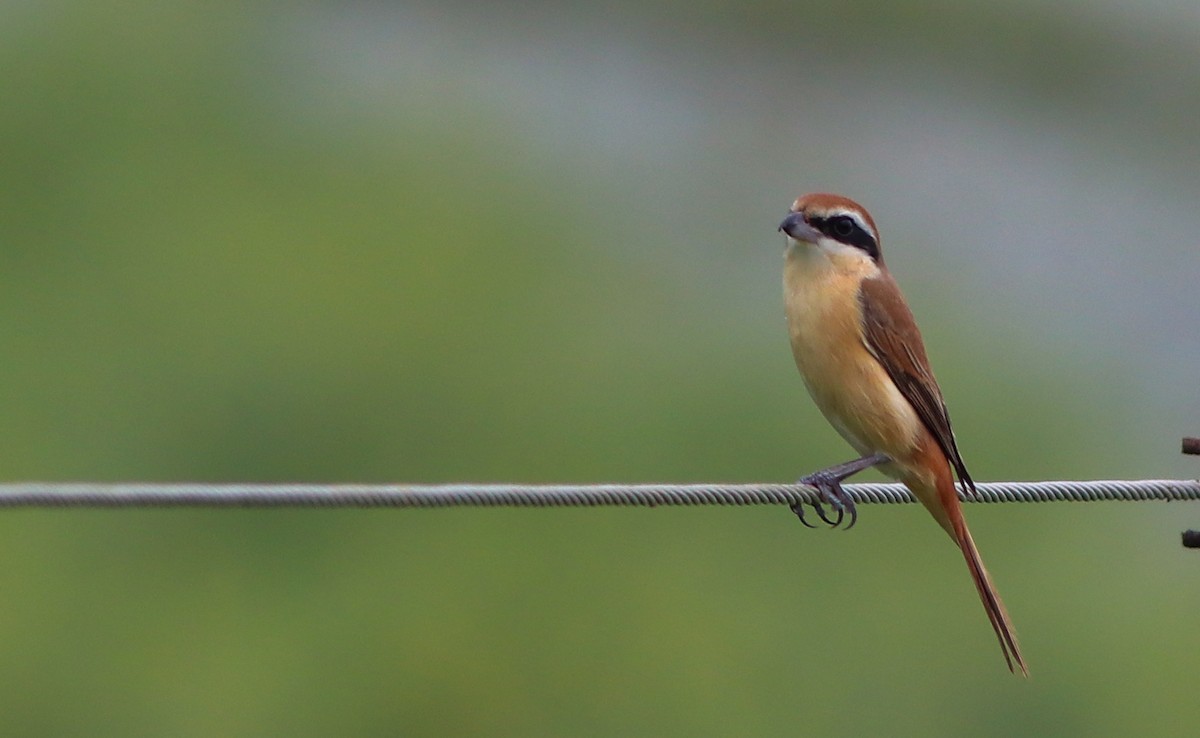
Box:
795;474;859;530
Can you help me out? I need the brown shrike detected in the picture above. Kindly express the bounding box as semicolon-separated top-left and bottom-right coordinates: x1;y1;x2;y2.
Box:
779;193;1027;676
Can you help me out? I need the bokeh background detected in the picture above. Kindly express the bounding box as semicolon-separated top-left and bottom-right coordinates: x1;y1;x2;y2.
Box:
2;1;1199;735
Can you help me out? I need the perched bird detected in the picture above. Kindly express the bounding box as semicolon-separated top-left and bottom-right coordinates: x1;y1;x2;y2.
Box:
779;193;1026;676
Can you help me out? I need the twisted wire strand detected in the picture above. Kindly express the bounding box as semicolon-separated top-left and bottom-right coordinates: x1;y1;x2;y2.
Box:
0;479;1193;508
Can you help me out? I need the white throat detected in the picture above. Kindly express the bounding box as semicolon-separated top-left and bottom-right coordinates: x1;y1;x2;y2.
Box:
785;236;878;275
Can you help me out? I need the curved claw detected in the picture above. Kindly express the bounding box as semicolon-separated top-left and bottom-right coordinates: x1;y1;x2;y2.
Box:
814;500;842;528
791;452;885;530
826;484;858;530
790;503;818;529
797;475;858;530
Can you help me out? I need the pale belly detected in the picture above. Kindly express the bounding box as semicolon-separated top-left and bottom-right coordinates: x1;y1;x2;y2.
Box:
784;257;924;470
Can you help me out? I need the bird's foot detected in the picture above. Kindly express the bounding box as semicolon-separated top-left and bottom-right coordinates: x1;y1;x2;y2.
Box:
792;469;858;530
789;452;889;530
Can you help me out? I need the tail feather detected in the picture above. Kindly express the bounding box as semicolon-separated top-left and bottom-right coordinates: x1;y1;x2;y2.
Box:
957;524;1028;677
928;468;1028;677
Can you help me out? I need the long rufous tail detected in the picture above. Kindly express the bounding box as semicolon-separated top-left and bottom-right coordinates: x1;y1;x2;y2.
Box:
957;523;1027;676
936;474;1028;677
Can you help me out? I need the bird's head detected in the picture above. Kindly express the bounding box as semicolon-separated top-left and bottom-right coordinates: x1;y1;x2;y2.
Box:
778;193;882;263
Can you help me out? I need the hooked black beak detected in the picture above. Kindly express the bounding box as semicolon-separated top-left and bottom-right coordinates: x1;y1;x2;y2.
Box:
778;212;820;243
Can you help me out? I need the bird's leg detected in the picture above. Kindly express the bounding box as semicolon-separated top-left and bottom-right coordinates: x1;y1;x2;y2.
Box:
793;452;890;530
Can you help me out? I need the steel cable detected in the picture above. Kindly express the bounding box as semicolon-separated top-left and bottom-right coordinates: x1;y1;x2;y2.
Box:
0;479;1192;508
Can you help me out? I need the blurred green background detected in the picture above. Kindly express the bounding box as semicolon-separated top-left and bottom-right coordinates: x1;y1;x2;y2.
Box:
1;1;1198;735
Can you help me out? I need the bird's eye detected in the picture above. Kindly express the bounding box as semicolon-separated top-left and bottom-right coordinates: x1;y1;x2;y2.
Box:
831;217;855;238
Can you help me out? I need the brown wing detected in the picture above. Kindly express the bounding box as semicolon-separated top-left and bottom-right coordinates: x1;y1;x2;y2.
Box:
858;274;976;494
